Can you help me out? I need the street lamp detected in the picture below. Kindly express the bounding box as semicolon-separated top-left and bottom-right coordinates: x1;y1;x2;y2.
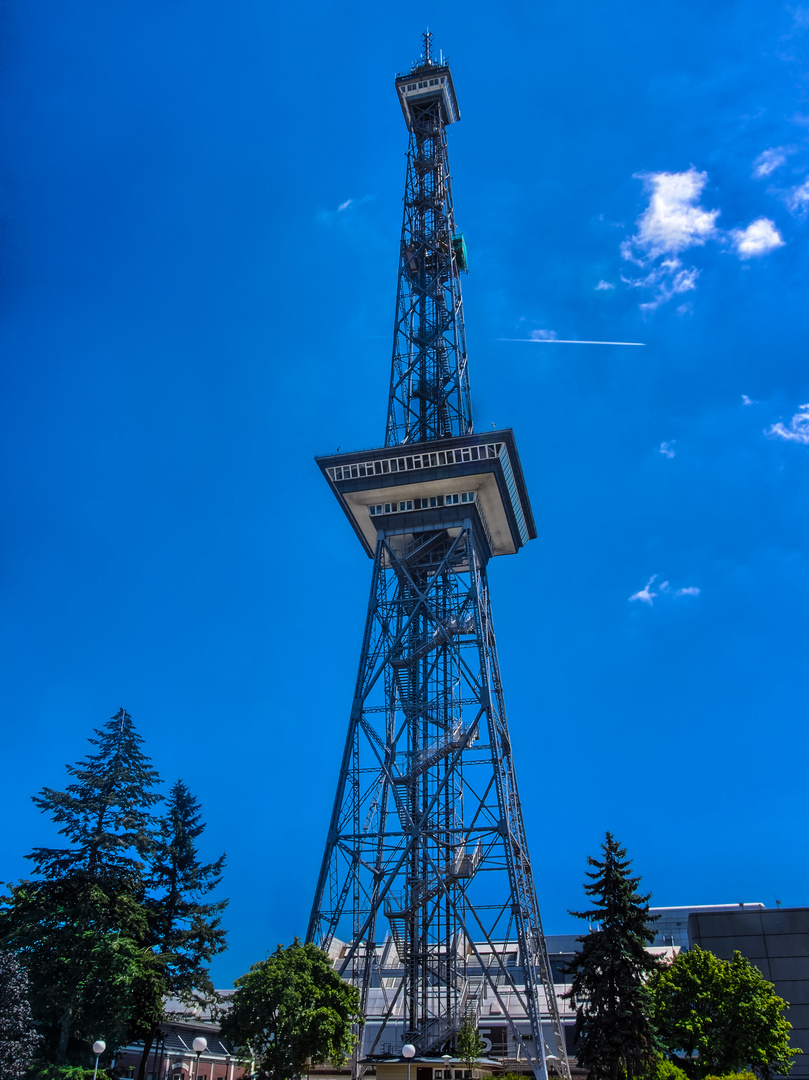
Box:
402;1042;416;1080
92;1041;106;1080
192;1037;208;1080
442;1053;452;1078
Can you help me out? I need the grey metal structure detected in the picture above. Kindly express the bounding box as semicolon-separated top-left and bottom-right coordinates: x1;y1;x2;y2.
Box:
307;33;571;1080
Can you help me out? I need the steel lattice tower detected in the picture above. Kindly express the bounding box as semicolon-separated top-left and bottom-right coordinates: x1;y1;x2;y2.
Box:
308;34;571;1080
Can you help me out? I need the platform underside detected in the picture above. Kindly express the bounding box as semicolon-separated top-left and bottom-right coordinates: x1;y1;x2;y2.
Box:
316;429;536;559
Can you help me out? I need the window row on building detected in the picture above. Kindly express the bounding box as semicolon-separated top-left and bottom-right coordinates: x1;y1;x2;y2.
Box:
404;76;448;91
329;443;501;483
369;492;477;516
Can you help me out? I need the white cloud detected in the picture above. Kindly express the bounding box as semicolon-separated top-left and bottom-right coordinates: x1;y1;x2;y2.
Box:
741;394;757;406
622;257;699;311
316;193;376;223
619;171;716;309
767;403;809;444
529;329;558;341
617;168;788;307
595;280;615;290
786;179;809;214
624;168;720;260
629;575;657;606
629;574;701;607
753;148;788;178
731;218;785;258
659;441;676;458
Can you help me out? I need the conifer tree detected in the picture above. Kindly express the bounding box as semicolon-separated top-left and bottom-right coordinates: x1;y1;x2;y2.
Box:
0;708;166;1063
136;780;227;1080
29;707;162;882
564;833;660;1080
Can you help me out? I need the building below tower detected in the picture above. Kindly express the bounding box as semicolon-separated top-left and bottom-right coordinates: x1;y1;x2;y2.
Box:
322;902;809;1079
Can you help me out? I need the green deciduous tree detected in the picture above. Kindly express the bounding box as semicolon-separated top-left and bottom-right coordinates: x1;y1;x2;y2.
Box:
456;1018;486;1072
221;940;363;1080
1;875;165;1063
0;947;41;1080
564;833;661;1080
649;945;798;1080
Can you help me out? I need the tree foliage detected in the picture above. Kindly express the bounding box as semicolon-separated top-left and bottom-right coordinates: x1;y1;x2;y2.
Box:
221;940;363;1080
0;947;41;1080
564;833;661;1080
146;779;227;1002
649;945;798;1080
456;1019;486;1070
136;781;227;1080
1;709;226;1068
1;875;164;1063
29;708;161;883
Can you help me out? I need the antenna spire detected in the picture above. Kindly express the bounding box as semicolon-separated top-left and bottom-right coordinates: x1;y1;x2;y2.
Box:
422;27;432;65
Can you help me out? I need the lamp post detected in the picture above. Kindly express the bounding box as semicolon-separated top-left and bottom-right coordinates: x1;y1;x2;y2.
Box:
192;1037;208;1080
403;1042;416;1080
92;1041;106;1080
442;1053;452;1079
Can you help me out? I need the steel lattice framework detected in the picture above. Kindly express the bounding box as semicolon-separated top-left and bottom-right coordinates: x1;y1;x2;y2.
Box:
308;33;571;1080
385;51;471;446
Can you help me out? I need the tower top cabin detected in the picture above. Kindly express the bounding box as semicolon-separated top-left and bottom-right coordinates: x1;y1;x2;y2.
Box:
395;29;460;129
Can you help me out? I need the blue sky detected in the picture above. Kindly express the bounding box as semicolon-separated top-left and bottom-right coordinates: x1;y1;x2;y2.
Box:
2;0;808;987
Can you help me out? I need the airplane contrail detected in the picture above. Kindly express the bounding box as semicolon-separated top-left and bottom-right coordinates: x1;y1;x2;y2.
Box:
498;337;646;346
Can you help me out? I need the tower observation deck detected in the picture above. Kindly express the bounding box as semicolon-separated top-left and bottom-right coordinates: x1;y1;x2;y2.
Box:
308;33;570;1080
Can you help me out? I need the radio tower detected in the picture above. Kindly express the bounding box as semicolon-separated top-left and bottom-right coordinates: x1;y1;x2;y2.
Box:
308;34;571;1080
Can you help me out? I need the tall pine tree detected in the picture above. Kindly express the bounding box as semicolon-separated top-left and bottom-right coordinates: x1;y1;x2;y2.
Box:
1;708;166;1063
30;707;162;882
137;780;227;1080
564;833;660;1080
